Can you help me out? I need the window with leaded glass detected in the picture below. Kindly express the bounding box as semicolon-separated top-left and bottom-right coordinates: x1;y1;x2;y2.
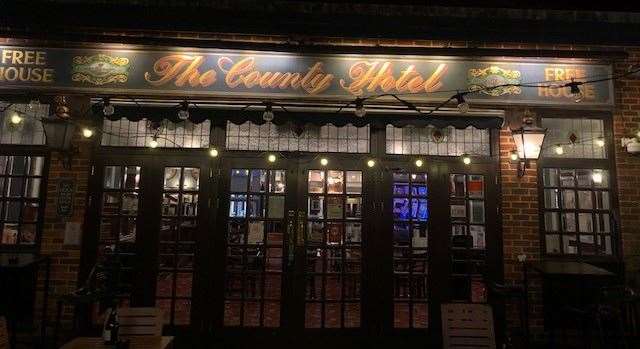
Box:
225;122;369;153
386;125;490;156
541;118;606;159
101;118;210;148
542;168;614;256
1;103;47;145
0;156;46;247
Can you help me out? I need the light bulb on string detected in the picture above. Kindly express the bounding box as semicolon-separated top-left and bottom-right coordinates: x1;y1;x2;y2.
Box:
263;102;274;122
209;148;219;157
178;100;190;120
267;154;277;163
82;128;94;138
366;159;376;168
320;158;329;166
554;144;565;155
415;159;423;167
592;170;603;184
354;98;366;117
461;154;471;165
9;113;23;125
455;93;469;114
509;150;519;161
102;98;115;116
149;137;159;149
568;80;584;103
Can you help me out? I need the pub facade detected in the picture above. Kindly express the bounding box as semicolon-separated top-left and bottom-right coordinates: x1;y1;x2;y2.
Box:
0;4;639;348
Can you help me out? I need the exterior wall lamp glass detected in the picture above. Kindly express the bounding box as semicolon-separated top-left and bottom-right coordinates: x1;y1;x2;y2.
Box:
41;96;77;169
510;110;547;178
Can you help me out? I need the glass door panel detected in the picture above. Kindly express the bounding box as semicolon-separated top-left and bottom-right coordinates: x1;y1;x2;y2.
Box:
224;168;287;327
97;164;142;305
304;169;363;328
449;173;488;303
392;172;429;329
156;167;200;325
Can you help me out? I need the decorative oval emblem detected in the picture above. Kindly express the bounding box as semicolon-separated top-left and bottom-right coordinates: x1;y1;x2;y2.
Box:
72;54;130;85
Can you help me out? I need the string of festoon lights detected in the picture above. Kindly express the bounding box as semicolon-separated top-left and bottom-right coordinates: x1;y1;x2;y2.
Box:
2;63;638;168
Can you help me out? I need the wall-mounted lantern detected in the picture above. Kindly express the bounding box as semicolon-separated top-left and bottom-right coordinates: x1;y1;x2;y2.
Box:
510;109;547;177
42;96;77;169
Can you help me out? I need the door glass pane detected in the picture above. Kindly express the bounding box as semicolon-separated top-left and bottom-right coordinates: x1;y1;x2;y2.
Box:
230;169;249;192
250;170;267;192
448;174;487;304
393;172;429;329
157;166;199;325
346;171;362;194
269;170;286;193
225;168;285;328
308;170;325;193
327;170;344;194
305;169;363;329
96;165;142;307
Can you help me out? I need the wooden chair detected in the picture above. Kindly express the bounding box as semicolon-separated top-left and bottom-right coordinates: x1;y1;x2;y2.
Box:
117;307;164;338
441;303;496;349
0;316;8;349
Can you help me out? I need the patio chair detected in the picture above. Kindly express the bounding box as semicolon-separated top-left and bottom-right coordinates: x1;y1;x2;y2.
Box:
117;307;164;338
0;316;8;349
441;303;496;349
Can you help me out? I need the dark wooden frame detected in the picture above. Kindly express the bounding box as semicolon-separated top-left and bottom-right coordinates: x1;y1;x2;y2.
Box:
0;144;51;253
535;109;622;265
79;115;503;347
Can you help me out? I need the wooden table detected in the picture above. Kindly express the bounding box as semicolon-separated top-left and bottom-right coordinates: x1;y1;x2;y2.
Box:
61;336;174;349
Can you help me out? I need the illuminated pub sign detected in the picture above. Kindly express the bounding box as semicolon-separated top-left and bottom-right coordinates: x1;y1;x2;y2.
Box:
0;44;614;106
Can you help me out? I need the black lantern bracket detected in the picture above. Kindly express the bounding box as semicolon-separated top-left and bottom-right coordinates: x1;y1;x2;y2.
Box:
41;117;78;170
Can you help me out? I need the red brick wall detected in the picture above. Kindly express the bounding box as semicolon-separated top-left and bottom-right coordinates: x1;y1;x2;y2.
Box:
36;130;92;334
613;49;640;283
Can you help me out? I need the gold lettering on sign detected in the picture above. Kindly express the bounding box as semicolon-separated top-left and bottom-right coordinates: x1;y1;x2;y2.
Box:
538;67;596;100
0;49;54;83
340;61;448;95
144;55;216;87
218;57;333;94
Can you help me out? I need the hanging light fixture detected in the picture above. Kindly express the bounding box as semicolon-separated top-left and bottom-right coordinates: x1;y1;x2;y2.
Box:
510;109;547;177
102;97;115;116
415;159;424;167
263;102;275;122
366;159;376;168
354;98;366;117
177;100;190;120
267;153;277;163
461;154;472;165
41;97;77;169
320;158;329;166
209;147;219;157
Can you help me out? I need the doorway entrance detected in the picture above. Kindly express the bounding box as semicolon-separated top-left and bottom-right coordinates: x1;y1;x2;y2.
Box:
213;153;499;342
215;154;371;332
